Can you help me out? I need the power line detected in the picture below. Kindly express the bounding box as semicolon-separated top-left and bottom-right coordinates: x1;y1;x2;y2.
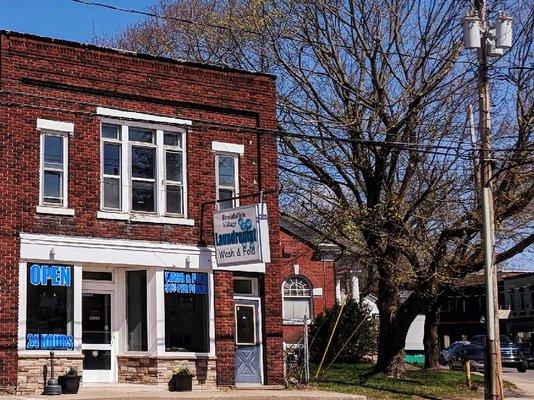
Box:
1;93;531;161
68;0;479;66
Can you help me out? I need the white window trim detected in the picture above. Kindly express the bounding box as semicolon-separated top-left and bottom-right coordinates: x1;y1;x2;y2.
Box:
18;262;82;354
96;107;192;126
37;122;72;213
212;141;244;155
100;124;122;212
233;277;259;296
282;276;314;324
130;129;158;214
37;118;74;135
215;153;240;210
157;268;216;357
98;117;191;224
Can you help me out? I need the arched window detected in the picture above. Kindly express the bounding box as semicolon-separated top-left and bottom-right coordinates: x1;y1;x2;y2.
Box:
282;276;312;322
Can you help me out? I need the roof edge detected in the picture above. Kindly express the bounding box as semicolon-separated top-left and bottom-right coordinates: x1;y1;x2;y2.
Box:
0;30;276;80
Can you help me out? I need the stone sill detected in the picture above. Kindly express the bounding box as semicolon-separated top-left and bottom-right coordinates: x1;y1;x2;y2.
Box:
117;354;216;360
18;352;84;359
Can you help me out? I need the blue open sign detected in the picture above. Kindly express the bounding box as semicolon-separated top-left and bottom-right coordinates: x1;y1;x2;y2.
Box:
29;264;71;287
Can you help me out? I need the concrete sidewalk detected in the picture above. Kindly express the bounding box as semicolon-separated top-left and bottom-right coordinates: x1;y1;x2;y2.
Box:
0;384;366;400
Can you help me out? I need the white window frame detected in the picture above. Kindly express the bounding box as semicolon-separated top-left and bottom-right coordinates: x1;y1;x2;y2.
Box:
36;119;74;215
101;123;122;211
129;126;158;214
215;153;240;210
163;132;185;217
282;276;313;324
233;277;259;296
97;115;191;225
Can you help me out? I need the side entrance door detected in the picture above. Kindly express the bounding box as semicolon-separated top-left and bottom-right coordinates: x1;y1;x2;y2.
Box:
235;299;263;385
82;292;114;383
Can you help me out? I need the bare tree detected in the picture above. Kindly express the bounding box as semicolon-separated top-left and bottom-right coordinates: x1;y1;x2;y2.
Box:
107;0;534;376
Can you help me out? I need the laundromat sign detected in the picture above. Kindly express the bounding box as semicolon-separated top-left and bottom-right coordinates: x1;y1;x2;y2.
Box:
213;203;271;268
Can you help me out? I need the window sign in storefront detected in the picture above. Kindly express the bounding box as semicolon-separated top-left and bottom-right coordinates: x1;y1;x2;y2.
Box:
26;263;74;350
164;271;209;353
164;271;208;294
213;203;271;268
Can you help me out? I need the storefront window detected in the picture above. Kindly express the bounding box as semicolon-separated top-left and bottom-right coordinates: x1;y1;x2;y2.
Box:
164;271;209;353
26;263;74;350
127;270;147;351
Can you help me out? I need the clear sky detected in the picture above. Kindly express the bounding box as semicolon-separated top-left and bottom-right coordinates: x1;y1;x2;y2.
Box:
0;0;155;43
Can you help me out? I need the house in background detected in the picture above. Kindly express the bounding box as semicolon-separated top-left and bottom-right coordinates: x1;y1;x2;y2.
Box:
279;217;339;348
438;271;534;348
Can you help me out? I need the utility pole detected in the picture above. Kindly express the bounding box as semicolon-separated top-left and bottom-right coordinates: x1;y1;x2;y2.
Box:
474;1;504;398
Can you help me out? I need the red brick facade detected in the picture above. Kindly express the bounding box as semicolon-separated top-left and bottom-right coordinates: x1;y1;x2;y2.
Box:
0;31;283;391
279;229;336;345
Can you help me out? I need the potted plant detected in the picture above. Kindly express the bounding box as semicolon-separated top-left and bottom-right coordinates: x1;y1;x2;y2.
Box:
58;367;82;394
170;366;194;392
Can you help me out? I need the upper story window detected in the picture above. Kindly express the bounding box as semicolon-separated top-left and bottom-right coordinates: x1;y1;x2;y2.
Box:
102;124;121;210
36;119;74;215
99;118;189;223
216;154;239;210
282;276;313;322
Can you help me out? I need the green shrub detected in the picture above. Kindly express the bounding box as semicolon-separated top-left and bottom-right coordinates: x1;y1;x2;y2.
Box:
309;299;377;364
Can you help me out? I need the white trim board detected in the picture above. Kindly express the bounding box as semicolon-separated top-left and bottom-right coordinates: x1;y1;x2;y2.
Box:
97;107;192;126
19;233;214;269
37;118;74;134
212;141;245;155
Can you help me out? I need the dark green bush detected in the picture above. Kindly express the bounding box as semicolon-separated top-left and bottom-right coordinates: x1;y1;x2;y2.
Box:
309;299;377;364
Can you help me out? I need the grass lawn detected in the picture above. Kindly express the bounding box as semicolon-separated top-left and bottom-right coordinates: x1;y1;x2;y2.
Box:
313;363;491;400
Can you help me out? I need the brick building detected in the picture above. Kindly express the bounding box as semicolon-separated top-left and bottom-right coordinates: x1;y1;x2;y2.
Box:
0;31;284;394
278;218;338;347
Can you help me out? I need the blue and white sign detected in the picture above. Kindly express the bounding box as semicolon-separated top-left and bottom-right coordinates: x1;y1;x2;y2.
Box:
26;263;73;350
28;263;71;287
213;203;271;267
26;333;74;350
164;271;208;295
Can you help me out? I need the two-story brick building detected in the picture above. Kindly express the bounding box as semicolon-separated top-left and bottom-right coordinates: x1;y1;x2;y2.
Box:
0;31;283;394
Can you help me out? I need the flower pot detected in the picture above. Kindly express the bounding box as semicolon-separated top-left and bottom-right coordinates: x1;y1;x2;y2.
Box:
58;375;82;394
171;374;193;392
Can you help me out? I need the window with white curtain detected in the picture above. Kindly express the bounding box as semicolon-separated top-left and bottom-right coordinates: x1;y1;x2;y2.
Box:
282;276;312;322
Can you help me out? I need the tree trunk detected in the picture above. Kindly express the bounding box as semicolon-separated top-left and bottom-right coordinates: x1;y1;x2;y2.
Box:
373;277;415;377
375;311;408;377
423;299;442;369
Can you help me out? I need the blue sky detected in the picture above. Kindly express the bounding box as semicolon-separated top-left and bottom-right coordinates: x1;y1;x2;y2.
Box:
0;0;154;43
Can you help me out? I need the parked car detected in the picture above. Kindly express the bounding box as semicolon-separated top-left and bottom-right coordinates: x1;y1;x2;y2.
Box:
440;341;470;365
468;335;528;373
448;343;483;371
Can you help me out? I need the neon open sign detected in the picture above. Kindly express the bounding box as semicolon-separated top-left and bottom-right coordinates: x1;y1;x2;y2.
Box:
26;263;73;350
29;263;71;287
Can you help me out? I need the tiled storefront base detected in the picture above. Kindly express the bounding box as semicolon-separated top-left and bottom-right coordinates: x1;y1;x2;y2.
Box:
17;353;84;395
16;354;216;395
116;356;216;389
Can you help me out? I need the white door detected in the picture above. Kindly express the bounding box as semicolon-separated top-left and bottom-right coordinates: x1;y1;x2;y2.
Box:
82;292;114;382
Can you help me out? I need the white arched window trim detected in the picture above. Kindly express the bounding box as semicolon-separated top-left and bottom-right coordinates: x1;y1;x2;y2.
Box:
282;276;313;324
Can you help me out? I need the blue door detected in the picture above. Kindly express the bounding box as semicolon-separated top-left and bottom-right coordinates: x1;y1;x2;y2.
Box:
235;300;262;384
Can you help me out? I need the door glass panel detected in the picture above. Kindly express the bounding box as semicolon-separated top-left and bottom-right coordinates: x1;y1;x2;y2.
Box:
83;350;111;370
82;293;111;344
236;305;255;345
